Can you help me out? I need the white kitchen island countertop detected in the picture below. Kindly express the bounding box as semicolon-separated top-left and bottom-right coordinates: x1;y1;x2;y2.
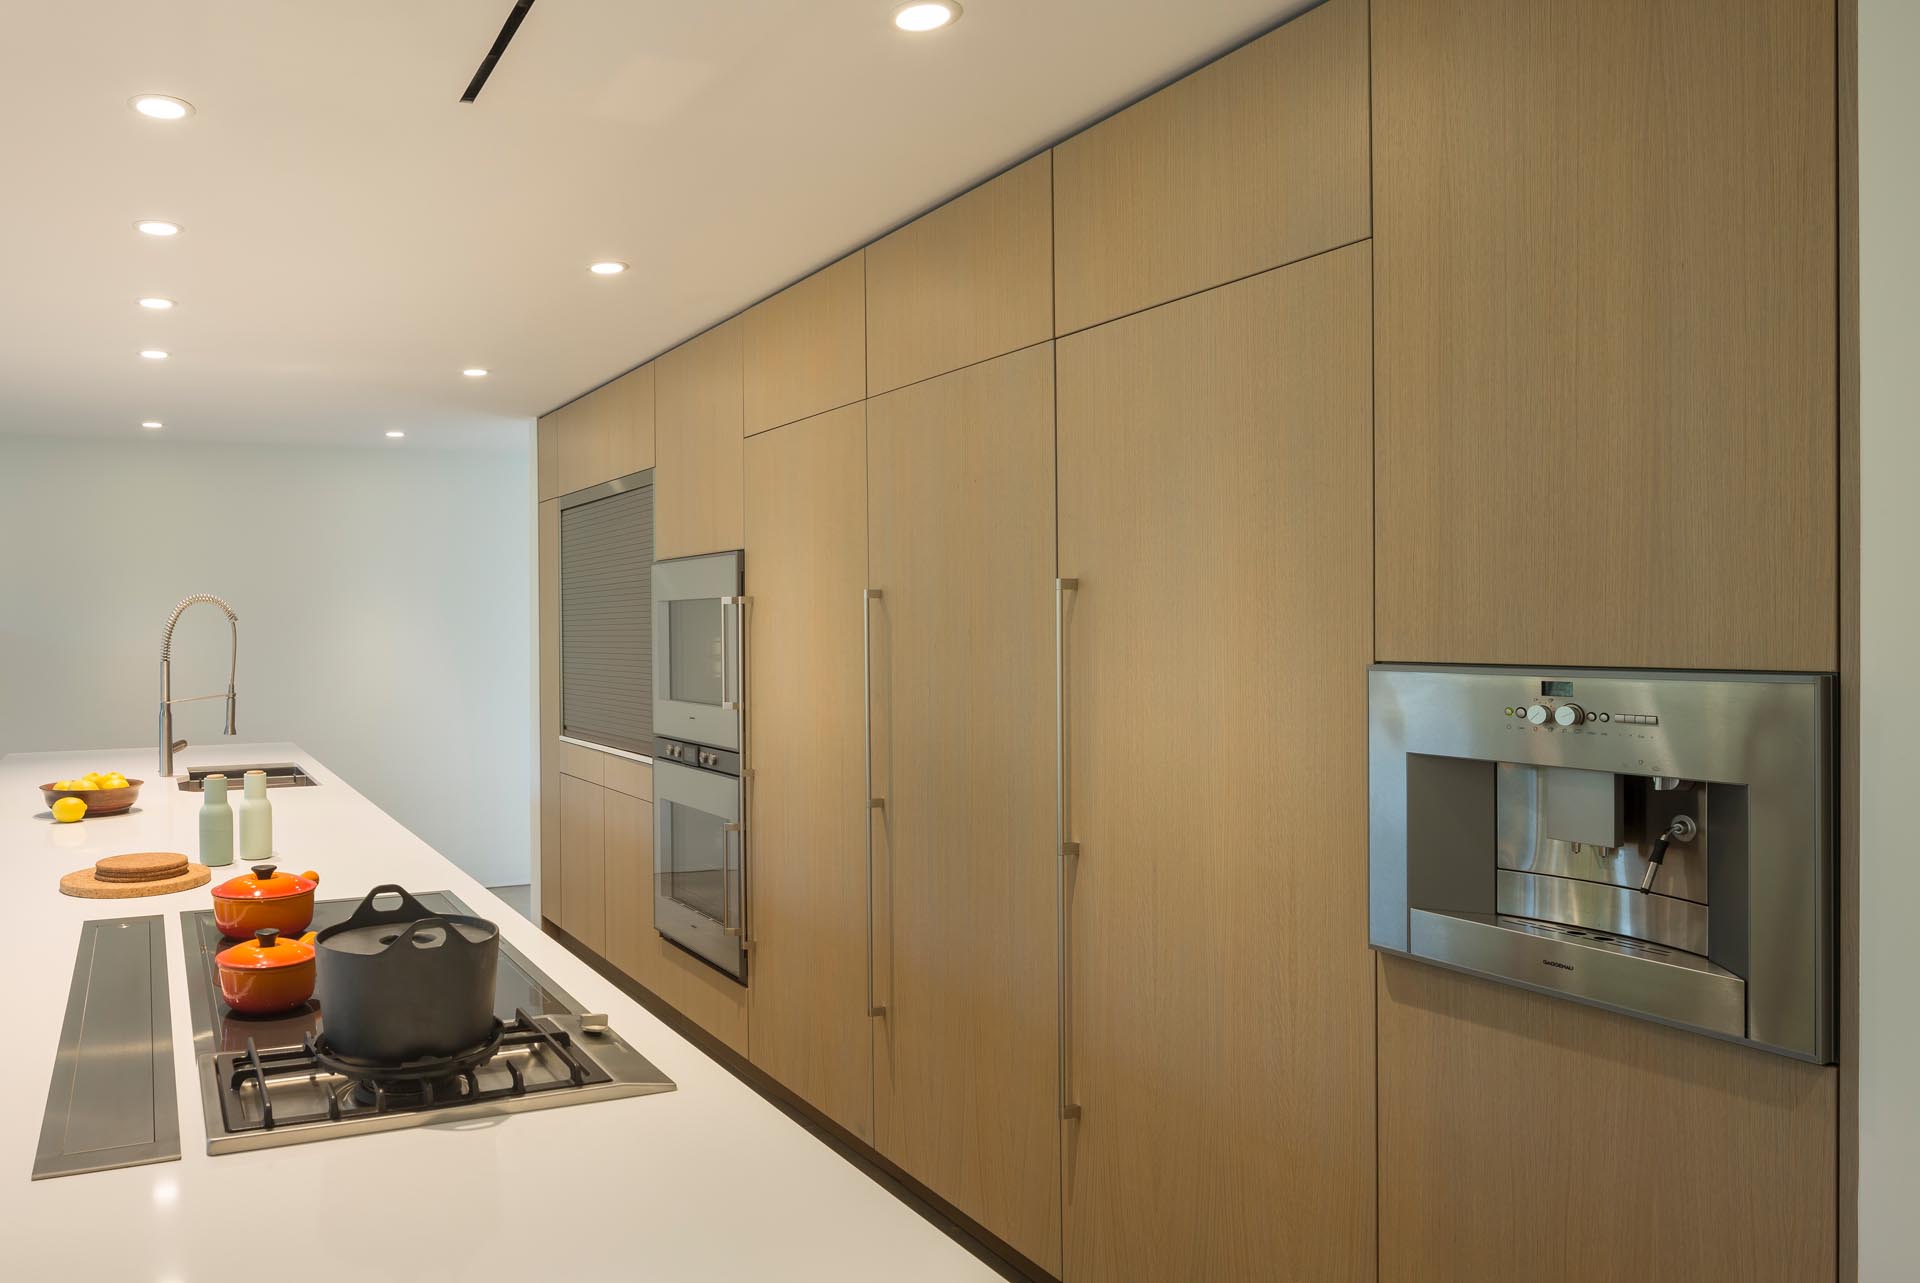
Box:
0;743;1001;1283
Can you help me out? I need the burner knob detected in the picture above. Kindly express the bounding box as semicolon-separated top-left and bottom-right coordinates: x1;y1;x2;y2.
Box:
1525;704;1552;725
579;1012;609;1037
1554;703;1586;726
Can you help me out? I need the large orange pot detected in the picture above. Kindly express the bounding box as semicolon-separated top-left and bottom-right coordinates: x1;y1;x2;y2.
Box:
215;927;318;1015
212;863;320;941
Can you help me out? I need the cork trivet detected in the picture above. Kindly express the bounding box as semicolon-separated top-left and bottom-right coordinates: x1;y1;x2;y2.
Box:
60;861;211;899
92;851;190;883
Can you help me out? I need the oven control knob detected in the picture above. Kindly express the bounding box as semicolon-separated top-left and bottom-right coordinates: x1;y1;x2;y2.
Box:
1554;704;1586;727
1525;704;1552;725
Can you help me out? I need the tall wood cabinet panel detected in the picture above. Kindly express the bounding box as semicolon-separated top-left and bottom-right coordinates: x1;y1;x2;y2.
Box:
866;344;1061;1271
865;154;1053;396
608;363;655;477
743;255;865;436
743;404;873;1142
1057;245;1377;1282
1378;957;1836;1283
537;417;559;501
1372;0;1838;670
538;500;561;918
655;318;745;559
1052;0;1371;335
558;772;606;955
556;391;611;496
603;788;654;991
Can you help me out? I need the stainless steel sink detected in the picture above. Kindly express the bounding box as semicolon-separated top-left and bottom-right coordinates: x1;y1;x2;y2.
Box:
177;762;317;791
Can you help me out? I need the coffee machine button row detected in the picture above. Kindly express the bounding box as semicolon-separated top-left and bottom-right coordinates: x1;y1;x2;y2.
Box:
1525;704;1552;725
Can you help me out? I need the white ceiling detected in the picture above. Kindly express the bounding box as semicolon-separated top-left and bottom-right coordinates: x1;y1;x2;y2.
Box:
0;0;1310;448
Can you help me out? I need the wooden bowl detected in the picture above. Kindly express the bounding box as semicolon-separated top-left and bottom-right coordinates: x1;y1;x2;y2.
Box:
40;779;143;817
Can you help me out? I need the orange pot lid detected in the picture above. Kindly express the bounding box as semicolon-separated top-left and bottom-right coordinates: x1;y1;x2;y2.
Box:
216;927;316;971
212;863;319;901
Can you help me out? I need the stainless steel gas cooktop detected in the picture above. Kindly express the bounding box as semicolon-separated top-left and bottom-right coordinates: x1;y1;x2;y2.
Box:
180;891;674;1155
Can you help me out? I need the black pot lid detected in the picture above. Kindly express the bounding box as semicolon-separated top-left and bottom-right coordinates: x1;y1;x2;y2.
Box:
319;916;496;957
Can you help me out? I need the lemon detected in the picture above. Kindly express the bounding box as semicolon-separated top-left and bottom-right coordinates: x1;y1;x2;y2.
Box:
102;774;128;788
51;797;87;823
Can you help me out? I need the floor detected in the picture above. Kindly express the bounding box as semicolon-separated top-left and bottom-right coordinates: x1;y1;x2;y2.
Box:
488;883;533;920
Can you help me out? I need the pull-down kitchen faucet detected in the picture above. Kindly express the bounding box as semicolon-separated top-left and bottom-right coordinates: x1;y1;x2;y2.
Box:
159;593;238;777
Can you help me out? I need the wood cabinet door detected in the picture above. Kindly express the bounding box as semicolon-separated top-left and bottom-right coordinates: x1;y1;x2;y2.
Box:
1052;0;1370;334
865;154;1053;396
656;319;745;559
1372;0;1838;670
537;415;560;501
866;344;1060;1272
558;773;606;954
1056;244;1377;1282
743;255;865;436
603;789;653;982
538;500;561;919
608;363;655;477
743;404;873;1141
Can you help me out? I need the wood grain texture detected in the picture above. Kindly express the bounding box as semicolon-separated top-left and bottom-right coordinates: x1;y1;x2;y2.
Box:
538;500;561;920
867;344;1061;1271
602;789;653;991
604;754;651;801
608;362;655;477
557;387;611;496
1053;0;1371;335
1378;956;1837;1283
655;318;745;559
558;773;606;954
744;254;865;436
743;404;873;1142
537;415;559;501
865;154;1053;396
558;740;605;786
1837;1;1859;1275
1057;244;1377;1282
1372;0;1838;670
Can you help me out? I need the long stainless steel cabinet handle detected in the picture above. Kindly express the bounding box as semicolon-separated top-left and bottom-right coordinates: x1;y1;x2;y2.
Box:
863;588;886;1018
1056;577;1081;1122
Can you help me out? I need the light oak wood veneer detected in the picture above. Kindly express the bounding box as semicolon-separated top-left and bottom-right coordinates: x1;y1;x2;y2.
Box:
656;318;745;559
865;154;1053;396
743;254;865;436
1372;0;1838;671
536;417;559;501
1058;244;1377;1282
537;500;560;917
558;772;606;955
744;404;873;1142
1378;957;1837;1283
866;345;1060;1272
1052;0;1371;335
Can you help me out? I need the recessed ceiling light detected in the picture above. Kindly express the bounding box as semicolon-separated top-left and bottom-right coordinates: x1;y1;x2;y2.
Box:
140;350;169;360
138;297;175;310
386;430;406;438
136;220;181;237
589;261;629;276
130;95;194;120
463;368;489;378
893;1;960;32
141;421;163;430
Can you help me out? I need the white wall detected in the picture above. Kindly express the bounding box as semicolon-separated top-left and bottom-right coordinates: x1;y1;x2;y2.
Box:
1857;1;1919;1277
0;434;533;887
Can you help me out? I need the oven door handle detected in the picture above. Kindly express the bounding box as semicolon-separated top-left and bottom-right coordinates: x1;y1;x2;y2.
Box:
720;596;746;712
722;820;745;938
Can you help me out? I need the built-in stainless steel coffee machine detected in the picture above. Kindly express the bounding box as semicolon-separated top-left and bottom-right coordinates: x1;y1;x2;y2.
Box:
1368;665;1834;1062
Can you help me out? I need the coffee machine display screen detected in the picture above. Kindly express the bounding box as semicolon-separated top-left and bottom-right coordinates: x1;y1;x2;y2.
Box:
1540;680;1574;697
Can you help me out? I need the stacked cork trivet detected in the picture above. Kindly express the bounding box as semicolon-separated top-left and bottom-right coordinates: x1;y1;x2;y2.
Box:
60;851;211;898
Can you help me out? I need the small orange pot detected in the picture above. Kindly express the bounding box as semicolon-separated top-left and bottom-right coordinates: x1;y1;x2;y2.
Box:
212;864;320;941
215;927;318;1015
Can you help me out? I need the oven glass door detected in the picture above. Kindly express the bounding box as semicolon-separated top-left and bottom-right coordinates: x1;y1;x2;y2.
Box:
652;552;743;751
652;759;745;982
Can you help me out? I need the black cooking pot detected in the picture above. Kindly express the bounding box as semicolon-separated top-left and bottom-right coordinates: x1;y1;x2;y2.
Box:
314;885;499;1063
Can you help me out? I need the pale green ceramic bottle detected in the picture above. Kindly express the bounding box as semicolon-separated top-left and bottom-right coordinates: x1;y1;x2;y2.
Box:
237;769;272;861
199;773;234;868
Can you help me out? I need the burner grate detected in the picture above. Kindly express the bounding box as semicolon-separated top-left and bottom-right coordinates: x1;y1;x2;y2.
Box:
217;1008;608;1134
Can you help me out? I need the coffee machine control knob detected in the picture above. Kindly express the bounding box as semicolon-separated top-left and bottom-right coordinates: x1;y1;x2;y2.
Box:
1525;704;1552;725
1554;704;1586;726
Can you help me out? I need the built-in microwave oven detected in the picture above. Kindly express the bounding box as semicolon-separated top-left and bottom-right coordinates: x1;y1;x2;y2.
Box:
651;551;744;753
